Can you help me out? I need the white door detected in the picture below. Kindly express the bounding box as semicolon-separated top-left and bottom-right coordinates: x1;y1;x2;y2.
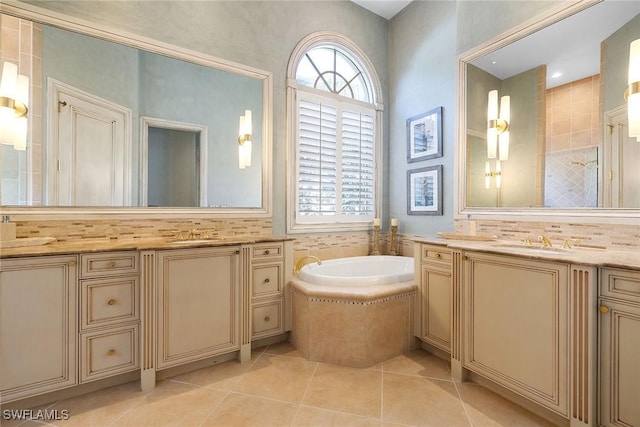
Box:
48;79;131;206
604;106;640;208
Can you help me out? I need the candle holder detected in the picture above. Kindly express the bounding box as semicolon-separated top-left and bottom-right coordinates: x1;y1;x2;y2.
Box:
371;224;381;255
389;224;398;256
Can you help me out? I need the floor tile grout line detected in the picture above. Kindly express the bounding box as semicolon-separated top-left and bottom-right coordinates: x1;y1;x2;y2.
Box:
380;368;385;422
106;379;168;426
453;380;475;427
196;389;233;427
289;361;319;426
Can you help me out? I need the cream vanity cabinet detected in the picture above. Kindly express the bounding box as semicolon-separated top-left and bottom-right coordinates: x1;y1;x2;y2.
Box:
0;255;78;403
79;252;140;383
414;242;452;352
155;246;241;369
462;251;569;415
598;268;640;427
250;242;292;340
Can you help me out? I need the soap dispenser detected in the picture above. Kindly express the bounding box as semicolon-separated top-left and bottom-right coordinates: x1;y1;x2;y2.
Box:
1;215;17;241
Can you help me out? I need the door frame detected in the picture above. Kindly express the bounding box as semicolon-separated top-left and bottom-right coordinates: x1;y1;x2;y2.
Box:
140;116;208;207
46;78;132;205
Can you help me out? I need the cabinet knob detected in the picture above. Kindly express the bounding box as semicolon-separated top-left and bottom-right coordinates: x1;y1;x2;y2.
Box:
107;349;116;356
264;278;270;283
599;305;610;314
108;299;117;306
264;250;270;255
264;316;270;322
107;261;116;268
435;253;441;258
68;260;77;267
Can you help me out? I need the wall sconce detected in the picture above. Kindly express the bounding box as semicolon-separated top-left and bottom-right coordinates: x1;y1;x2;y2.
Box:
487;90;510;160
627;39;640;142
0;62;29;150
238;109;252;169
485;160;501;189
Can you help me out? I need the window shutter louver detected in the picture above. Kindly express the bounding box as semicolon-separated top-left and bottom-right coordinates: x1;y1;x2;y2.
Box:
296;94;376;223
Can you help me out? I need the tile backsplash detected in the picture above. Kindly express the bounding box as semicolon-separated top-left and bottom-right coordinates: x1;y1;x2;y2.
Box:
454;219;640;250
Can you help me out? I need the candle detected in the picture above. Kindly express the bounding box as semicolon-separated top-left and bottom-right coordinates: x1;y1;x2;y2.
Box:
373;218;380;226
391;218;398;226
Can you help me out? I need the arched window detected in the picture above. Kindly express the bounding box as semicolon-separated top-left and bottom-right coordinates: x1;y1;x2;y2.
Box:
286;33;382;232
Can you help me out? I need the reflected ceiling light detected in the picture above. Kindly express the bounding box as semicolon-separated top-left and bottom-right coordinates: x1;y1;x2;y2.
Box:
238;109;252;169
551;72;563;79
485;160;501;189
0;61;29;150
487;90;510;160
626;39;640;142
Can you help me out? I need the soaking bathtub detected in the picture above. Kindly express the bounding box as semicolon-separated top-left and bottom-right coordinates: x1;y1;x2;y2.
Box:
289;255;417;368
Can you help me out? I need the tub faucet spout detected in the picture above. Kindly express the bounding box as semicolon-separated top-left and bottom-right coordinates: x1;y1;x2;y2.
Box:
294;256;322;275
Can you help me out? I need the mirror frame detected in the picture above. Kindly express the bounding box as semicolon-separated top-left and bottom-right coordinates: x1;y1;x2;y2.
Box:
0;1;273;219
456;0;640;225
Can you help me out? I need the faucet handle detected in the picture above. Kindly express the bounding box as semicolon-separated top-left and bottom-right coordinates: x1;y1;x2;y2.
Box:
562;238;580;249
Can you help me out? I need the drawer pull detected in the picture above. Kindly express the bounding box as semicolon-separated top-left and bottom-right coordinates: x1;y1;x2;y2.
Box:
264;278;270;283
107;261;116;268
264;250;270;255
435;253;441;258
107;349;116;356
599;305;610;314
264;316;270;322
108;299;117;306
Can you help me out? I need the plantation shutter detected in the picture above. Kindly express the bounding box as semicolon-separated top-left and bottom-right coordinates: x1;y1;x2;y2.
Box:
297;93;375;222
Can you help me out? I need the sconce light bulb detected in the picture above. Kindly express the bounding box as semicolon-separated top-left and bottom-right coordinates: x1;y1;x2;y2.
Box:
628;39;640;139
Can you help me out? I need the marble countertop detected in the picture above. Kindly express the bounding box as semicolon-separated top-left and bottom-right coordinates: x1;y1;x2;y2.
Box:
0;234;293;259
412;235;640;271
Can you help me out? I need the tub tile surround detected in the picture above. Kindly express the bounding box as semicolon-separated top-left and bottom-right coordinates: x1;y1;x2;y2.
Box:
290;280;417;369
6;343;554;427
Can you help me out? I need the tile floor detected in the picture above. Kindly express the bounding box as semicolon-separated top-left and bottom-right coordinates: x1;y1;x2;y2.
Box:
5;342;555;427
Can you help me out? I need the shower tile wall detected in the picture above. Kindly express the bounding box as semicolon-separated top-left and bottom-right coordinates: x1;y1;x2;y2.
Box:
544;147;598;207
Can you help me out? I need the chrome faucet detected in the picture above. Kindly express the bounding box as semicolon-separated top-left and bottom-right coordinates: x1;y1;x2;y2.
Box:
294;255;322;275
538;235;553;248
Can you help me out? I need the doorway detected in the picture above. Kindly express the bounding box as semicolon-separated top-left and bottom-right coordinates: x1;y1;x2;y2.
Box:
140;117;208;207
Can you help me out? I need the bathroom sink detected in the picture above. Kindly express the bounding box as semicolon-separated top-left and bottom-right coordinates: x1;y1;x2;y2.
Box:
491;243;573;254
0;237;56;248
167;239;219;245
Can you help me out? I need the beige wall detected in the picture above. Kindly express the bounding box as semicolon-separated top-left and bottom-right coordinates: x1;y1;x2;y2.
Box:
546;75;601;153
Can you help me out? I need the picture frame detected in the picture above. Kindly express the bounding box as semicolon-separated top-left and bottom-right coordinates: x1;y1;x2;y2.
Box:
407;165;443;215
406;106;443;163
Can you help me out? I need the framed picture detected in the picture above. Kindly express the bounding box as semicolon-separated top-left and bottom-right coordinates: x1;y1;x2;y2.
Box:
406;106;443;163
407;165;443;215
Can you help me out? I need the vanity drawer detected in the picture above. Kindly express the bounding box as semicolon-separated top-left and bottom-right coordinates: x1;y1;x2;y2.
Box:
421;245;452;264
252;243;284;261
600;268;640;304
252;299;284;339
252;263;283;298
80;252;139;278
80;277;139;331
80;324;139;383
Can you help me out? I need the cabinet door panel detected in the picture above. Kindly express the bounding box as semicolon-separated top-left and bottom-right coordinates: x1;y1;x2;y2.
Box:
600;299;640;427
421;267;451;351
0;256;77;402
157;247;240;369
463;253;568;416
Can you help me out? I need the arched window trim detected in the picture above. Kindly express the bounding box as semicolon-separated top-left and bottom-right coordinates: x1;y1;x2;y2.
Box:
286;31;384;234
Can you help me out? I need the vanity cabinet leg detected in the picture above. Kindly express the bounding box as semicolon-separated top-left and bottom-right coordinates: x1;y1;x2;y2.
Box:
451;359;468;382
239;343;251;363
141;369;156;392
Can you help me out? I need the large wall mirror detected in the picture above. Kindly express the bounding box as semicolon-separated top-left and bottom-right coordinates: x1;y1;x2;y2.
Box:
460;0;640;219
0;2;272;217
